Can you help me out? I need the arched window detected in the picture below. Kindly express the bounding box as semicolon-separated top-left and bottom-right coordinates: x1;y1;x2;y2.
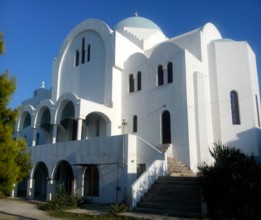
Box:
87;44;91;62
129;74;134;93
75;50;79;67
230;90;240;124
157;65;164;86
95;118;100;137
137;71;142;91
81;38;85;64
167;62;173;83
84;165;99;197
133;115;137;132
162;111;171;144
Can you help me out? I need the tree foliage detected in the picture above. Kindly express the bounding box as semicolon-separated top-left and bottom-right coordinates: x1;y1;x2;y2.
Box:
198;142;261;218
0;33;31;195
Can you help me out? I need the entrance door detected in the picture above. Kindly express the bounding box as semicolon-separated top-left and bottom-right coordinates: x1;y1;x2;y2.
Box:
84;165;99;197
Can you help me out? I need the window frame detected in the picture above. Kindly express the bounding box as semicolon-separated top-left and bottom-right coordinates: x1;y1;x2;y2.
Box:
230;90;241;125
167;62;173;83
133;115;138;133
157;65;164;86
137;71;142;91
129;74;135;93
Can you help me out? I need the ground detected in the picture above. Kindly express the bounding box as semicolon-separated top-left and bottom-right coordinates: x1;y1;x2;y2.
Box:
0;198;190;220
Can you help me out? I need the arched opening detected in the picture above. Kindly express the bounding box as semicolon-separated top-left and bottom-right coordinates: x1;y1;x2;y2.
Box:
157;65;164;86
81;37;85;64
23;113;31;129
83;112;110;139
129;74;134;93
20;112;33;146
137;71;142;91
17;179;27;198
162;111;171;144
84;165;99;197
54;161;74;194
57;101;77;142
34;162;48;201
38;107;52;144
87;44;91;62
167;62;173;83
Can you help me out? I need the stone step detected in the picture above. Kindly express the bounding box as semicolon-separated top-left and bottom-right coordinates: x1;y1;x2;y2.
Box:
135;176;202;218
138;201;201;212
167;157;195;176
135;207;202;218
170;172;197;177
157;176;200;183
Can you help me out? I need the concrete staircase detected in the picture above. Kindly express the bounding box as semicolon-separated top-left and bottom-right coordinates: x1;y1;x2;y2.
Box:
134;158;202;218
167;157;197;177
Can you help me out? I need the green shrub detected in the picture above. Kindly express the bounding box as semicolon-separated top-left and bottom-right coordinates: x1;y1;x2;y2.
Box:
108;203;128;216
198;142;261;218
40;185;78;211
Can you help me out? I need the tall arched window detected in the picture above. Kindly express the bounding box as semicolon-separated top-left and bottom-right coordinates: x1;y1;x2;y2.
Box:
87;44;91;62
230;90;240;124
162;111;171;144
81;38;85;64
75;50;80;67
137;71;142;91
129;74;134;93
133;115;137;132
167;62;173;83
157;65;164;86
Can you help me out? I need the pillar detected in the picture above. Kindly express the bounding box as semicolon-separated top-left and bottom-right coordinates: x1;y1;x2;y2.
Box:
52;124;57;144
10;183;18;198
32;128;37;146
77;119;83;140
47;178;56;201
73;177;77;195
27;178;35;200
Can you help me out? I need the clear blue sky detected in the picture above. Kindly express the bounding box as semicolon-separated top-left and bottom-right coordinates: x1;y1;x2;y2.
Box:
1;0;261;108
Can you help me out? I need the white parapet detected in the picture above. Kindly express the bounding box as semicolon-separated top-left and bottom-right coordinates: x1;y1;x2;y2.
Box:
130;159;167;208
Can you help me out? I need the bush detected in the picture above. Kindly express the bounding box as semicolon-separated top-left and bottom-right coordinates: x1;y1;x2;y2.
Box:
198;142;261;218
108;203;128;216
40;185;78;211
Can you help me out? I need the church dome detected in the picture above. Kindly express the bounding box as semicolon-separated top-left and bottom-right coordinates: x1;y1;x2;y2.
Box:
115;16;163;33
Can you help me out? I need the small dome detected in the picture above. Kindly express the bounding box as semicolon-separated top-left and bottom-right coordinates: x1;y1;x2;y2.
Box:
115;16;163;33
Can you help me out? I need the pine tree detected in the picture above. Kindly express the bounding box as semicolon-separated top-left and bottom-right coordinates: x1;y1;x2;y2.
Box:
0;33;31;195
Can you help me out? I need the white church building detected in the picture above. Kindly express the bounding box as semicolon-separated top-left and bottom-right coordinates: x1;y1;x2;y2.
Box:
14;16;261;205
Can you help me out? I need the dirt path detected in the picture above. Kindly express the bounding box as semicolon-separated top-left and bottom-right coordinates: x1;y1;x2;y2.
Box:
0;198;57;219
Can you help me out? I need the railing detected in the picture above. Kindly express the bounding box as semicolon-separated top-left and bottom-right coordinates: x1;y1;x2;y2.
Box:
130;159;167;208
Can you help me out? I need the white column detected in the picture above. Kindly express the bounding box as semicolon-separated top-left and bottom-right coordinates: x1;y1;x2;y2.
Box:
77;119;83;140
32;128;37;146
47;178;56;201
10;183;18;198
73;178;77;195
52;124;57;144
27;178;35;200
